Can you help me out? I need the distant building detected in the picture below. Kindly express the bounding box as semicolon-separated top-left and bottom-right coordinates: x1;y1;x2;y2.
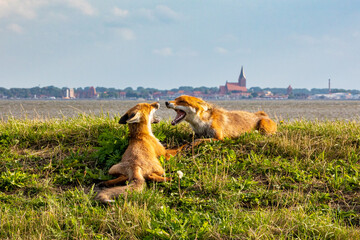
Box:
63;88;75;99
167;91;175;98
119;91;126;99
89;86;97;98
310;92;352;100
69;88;75;98
287;85;293;95
193;91;202;97
219;66;250;97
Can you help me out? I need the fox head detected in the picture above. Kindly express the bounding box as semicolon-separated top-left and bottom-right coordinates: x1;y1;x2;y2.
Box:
165;95;212;125
119;102;160;125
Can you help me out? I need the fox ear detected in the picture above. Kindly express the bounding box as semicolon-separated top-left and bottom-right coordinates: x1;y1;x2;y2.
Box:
119;113;129;124
119;112;141;124
151;102;160;109
126;111;141;124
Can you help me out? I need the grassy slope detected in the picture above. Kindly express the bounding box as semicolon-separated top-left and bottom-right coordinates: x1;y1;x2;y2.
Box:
1;115;360;239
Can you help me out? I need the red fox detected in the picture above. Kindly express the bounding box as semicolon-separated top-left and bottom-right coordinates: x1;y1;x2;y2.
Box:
165;95;277;140
96;102;176;203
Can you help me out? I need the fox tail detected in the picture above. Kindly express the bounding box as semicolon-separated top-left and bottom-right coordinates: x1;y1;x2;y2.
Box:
95;178;145;203
96;167;146;203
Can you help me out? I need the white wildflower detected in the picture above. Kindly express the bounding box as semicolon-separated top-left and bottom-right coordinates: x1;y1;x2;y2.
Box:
177;170;184;179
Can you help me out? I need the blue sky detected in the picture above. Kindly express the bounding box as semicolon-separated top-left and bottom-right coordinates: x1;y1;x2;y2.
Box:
1;0;360;90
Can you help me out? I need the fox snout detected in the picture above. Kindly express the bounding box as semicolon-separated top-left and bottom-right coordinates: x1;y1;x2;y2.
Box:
165;101;175;108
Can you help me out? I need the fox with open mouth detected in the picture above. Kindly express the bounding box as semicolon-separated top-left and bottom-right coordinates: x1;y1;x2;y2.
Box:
166;95;277;140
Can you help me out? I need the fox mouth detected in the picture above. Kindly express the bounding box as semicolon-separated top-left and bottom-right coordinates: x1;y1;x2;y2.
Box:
171;110;186;125
152;115;160;124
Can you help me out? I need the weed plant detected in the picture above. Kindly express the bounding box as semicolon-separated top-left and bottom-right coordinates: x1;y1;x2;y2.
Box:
0;115;360;239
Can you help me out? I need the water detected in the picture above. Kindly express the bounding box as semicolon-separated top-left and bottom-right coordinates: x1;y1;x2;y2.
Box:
1;99;360;121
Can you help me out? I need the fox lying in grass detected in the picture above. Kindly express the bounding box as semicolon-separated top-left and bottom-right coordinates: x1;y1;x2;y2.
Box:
96;102;177;203
166;95;277;140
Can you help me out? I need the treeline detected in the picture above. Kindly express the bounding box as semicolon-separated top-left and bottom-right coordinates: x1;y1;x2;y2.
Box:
0;86;220;99
109;86;220;99
0;85;359;99
0;86;65;99
251;87;360;95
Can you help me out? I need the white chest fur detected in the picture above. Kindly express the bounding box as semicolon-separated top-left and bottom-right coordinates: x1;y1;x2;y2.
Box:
187;115;215;138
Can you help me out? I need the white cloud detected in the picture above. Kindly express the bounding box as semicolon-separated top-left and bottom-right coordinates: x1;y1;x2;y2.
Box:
116;28;136;40
291;34;341;46
0;0;47;19
113;7;128;18
64;0;97;16
153;47;173;56
137;8;156;21
136;5;180;22
214;47;229;54
7;23;23;34
0;0;97;19
155;5;180;21
153;47;198;57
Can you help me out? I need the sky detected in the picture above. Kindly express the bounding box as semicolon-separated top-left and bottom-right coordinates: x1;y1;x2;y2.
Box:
0;0;360;90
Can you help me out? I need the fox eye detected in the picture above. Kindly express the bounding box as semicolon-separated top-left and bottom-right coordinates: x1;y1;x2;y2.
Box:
129;113;136;118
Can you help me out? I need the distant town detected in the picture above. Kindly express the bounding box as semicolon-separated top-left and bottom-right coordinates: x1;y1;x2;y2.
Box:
1;67;360;100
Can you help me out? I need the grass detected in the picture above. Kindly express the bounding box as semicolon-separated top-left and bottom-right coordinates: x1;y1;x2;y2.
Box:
1;114;360;239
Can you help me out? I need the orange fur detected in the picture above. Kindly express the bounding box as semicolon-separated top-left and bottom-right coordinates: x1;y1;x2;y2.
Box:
96;102;176;203
166;95;277;140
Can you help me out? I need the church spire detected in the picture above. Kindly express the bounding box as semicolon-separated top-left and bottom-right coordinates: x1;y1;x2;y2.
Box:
239;66;245;79
238;66;246;87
